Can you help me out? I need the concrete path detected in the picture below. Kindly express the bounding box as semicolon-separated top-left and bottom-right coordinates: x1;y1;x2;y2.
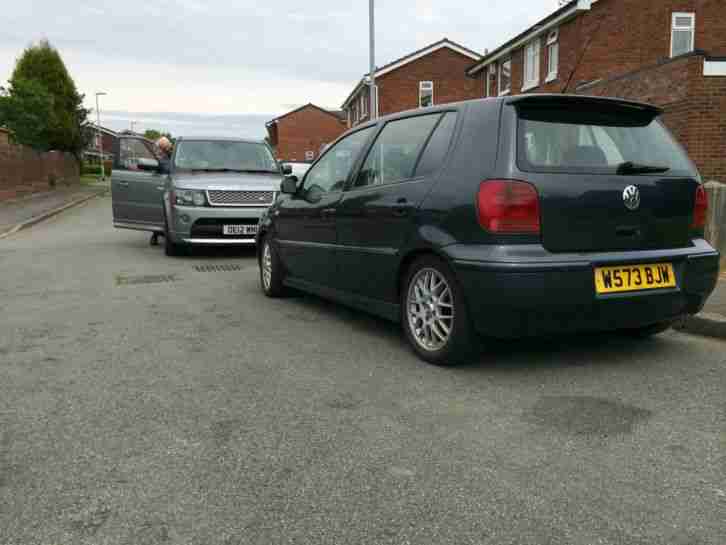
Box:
0;183;108;238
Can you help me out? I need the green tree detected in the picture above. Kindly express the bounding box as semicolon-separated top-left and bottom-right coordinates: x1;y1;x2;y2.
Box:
6;40;89;156
0;79;53;149
144;129;162;141
143;129;173;142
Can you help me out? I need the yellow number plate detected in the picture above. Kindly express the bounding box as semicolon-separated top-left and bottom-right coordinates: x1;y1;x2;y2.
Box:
595;263;676;294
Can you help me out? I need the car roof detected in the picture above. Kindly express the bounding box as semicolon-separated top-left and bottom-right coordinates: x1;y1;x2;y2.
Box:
350;94;662;131
175;136;267;144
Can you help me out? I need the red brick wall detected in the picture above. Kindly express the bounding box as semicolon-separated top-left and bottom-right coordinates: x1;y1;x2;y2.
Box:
487;0;726;96
377;47;483;117
0;131;80;202
273;106;347;163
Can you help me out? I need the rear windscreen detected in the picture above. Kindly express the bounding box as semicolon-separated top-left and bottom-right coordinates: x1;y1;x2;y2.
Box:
517;110;697;177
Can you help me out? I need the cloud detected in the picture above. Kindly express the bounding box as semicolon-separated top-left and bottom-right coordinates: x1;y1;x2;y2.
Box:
1;0;558;120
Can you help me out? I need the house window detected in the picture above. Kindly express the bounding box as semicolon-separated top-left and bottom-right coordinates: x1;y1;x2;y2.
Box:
498;59;511;95
546;30;559;82
360;92;367;118
523;39;541;91
419;81;434;107
671;12;695;57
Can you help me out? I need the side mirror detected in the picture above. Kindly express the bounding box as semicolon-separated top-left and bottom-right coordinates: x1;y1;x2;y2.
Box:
281;163;293;176
137;157;160;171
280;176;298;194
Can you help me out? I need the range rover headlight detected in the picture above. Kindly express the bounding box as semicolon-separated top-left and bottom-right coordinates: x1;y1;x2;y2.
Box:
174;190;206;206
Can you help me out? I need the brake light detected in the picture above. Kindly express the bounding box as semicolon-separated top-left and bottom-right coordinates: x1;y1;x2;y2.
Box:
691;184;708;230
477;180;540;234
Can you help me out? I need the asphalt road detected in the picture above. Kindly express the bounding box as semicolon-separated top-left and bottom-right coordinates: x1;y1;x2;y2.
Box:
1;195;725;545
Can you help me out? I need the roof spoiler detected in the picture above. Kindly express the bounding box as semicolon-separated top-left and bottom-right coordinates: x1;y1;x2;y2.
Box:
506;94;663;118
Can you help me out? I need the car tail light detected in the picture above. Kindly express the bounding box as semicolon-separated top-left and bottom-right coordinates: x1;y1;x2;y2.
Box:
477;180;540;234
691;184;708;230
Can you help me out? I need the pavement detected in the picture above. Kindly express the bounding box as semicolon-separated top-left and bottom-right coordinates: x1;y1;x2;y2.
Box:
0;181;108;239
0;195;725;545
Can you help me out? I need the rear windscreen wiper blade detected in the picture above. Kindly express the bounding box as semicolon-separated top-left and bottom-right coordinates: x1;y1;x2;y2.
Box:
616;161;670;175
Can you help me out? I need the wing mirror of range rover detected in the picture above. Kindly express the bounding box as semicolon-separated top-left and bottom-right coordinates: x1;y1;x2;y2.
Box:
280;176;299;194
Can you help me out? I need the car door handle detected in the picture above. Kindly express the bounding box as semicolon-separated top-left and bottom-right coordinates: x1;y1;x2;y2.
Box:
321;208;337;217
117;181;129;187
392;207;409;217
156;186;165;191
393;199;409;217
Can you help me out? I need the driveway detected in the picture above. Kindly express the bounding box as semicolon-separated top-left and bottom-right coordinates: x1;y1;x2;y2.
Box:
0;195;724;545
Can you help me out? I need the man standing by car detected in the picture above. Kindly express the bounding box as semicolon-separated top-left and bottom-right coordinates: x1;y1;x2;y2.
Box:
149;137;173;246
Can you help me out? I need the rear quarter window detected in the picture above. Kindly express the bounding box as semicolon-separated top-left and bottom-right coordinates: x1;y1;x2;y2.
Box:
517;109;697;177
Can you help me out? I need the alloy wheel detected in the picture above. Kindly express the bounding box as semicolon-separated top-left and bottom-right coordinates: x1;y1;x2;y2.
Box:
406;267;455;352
262;242;272;291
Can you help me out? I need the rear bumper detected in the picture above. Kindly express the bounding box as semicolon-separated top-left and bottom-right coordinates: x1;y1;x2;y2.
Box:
447;240;720;339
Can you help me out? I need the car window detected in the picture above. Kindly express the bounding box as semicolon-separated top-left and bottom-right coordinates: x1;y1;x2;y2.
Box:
354;114;441;188
303;127;374;198
119;138;157;170
174;140;277;172
414;112;458;178
517;113;696;176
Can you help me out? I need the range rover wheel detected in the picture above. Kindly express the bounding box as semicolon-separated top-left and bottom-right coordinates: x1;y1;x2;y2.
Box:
260;236;287;297
402;255;477;366
164;212;187;257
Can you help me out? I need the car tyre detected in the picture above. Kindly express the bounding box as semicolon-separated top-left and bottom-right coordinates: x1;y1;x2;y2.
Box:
623;321;673;338
401;255;478;366
164;212;187;257
260;235;287;297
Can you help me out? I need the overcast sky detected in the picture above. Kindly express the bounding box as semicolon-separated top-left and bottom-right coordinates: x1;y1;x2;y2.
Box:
1;0;560;137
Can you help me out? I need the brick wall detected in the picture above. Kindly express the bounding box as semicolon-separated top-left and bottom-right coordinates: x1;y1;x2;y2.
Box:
377;47;483;117
272;105;346;163
0;129;80;202
485;0;726;96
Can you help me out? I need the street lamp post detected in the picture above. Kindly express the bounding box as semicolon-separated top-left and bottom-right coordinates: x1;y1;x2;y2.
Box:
95;92;107;181
369;0;376;119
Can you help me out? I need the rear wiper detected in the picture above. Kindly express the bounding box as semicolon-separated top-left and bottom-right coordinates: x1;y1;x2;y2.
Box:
616;161;670;175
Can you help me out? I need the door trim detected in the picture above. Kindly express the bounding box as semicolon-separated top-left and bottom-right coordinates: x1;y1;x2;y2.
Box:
283;276;400;322
114;221;163;232
277;239;397;256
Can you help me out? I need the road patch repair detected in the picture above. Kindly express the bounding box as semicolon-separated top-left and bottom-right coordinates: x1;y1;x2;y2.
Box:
115;273;178;286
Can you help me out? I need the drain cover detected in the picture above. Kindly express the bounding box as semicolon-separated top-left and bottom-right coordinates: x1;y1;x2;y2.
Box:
193;264;245;273
116;274;177;286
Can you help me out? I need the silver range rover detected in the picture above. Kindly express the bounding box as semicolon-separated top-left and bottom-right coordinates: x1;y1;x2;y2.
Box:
111;136;283;256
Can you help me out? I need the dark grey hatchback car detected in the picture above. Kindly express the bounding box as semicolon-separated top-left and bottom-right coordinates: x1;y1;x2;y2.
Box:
256;95;719;366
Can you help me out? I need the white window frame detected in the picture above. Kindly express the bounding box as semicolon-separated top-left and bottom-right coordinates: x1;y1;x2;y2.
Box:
485;64;496;97
670;12;695;58
522;39;541;92
546;30;559;83
360;92;367;118
498;59;511;96
419;81;434;108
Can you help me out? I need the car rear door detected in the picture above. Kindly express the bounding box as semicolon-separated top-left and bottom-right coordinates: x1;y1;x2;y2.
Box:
111;138;166;231
336;111;459;302
275;126;375;288
505;97;700;253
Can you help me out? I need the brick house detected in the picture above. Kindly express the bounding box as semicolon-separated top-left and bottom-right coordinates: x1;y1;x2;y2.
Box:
465;0;726;182
84;123;117;163
265;103;347;163
342;38;482;128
